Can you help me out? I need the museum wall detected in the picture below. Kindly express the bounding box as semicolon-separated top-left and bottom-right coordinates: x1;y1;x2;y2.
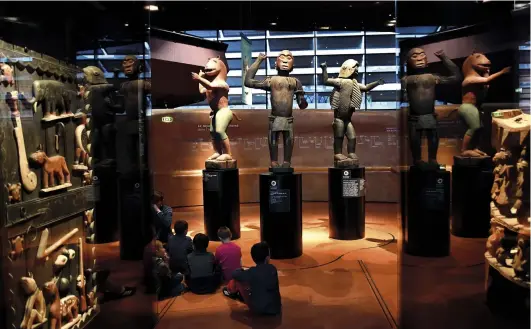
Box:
149;107;466;207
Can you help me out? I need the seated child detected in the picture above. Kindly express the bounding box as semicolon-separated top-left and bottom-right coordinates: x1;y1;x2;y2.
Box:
223;242;282;316
153;240;185;300
152;191;173;244
167;220;194;275
214;227;242;283
186;233;221;294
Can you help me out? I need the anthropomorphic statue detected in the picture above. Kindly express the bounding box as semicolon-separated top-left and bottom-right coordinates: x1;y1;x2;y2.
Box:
7;182;22;203
512;146;528;215
192;56;239;164
513;237;530;280
20;274;46;329
486;226;505;257
401;48;461;167
29;148;70;189
245;51;308;168
459;53;511;157
83;66;121;169
120;55;151;173
321;60;384;167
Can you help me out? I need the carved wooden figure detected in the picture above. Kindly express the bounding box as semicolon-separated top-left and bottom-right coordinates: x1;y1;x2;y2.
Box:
10;236;24;260
513;237;530;279
42;278;61;329
29;80;74;121
0;62;14;86
486;226;505;257
29;146;71;191
60;295;80;328
73;113;89;171
20;274;46;329
7;183;22;203
82;170;93;186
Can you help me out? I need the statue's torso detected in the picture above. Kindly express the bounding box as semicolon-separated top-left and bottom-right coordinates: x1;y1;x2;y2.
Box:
331;79;361;120
405;74;437;116
205;78;229;111
270;76;298;117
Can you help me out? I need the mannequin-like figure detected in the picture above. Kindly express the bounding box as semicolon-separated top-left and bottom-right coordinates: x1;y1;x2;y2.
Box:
191;56;235;163
402;48;461;167
245;51;308;168
321;60;384;167
121;55;151;173
459;53;511;157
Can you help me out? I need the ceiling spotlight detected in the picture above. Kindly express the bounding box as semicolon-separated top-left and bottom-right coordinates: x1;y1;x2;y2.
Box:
515;3;529;9
389;19;396;24
270;22;277;26
4;17;19;22
144;4;159;11
124;23;129;27
320;26;331;30
387;22;396;27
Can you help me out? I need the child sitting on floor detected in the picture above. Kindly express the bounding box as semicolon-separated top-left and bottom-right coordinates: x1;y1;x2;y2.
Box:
167;220;194;275
214;227;242;283
153;240;185;300
223;242;282;316
186;233;221;294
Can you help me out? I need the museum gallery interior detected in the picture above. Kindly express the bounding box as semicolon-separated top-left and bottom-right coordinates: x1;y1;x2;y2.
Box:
0;1;530;329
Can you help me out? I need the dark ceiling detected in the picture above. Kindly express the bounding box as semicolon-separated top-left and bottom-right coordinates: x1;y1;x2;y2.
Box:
0;1;526;62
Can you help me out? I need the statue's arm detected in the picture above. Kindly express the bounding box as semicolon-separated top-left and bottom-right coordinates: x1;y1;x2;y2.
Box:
462;67;511;86
295;78;308;109
244;54;271;91
320;62;341;87
401;77;408;103
359;79;384;92
192;72;229;92
434;52;462;85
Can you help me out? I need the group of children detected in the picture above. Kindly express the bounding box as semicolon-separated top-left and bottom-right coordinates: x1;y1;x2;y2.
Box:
145;191;282;316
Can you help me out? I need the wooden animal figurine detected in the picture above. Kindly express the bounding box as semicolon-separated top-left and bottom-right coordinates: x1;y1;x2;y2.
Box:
29;146;71;190
84;209;94;227
42;278;61;329
486;226;505;257
20;273;46;329
7;183;22;203
9;236;24;260
60;295;80;326
513;237;530;279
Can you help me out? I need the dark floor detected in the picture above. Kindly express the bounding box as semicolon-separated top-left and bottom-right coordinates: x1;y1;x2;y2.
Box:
85;202;530;329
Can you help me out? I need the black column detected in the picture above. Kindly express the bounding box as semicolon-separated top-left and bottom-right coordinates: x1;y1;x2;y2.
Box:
401;166;451;257
259;172;302;259
451;156;494;237
92;166;119;243
328;167;366;240
202;168;241;241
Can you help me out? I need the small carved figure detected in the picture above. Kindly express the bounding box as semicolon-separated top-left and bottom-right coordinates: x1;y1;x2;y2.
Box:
0;63;14;86
60;295;80;325
20;273;46;329
401;49;461;167
7;183;22;203
495;246;512;267
245;51;308;168
42;278;61;329
486;226;505;257
73;113;89;171
459;53;511;157
83;170;93;186
513;237;530;279
192;56;240;165
29;147;71;190
491;149;513;205
9;235;24;259
84;209;94;227
512;146;528;215
28;80;74;121
321;60;384;167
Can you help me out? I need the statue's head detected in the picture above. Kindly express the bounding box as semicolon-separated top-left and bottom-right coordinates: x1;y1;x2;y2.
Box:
338;59;360;79
463;52;491;76
122;55;141;78
20;273;37;295
203;56;228;80
82;66;108;85
30;148;46;165
275;50;294;73
406;48;428;71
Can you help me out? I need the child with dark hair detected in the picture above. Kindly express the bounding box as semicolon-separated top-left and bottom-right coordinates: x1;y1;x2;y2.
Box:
223;242;282;316
167;220;193;275
152;191;172;243
186;233;221;294
152;241;185;300
215;227;242;282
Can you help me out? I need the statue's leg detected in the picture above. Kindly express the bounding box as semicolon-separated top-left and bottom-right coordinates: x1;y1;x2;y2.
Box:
214;108;234;161
426;128;439;164
346;121;359;165
458;103;485;156
408;121;422;165
208;111;221;160
333;118;347;161
268;129;280;167
282;128;294;167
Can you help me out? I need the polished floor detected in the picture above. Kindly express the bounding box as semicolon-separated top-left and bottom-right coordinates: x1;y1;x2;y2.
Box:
86;202;529;329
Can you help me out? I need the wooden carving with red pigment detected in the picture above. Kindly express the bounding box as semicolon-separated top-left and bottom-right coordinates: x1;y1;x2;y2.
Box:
29;146;71;189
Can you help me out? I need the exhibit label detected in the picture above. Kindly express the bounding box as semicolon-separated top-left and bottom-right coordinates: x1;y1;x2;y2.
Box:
341;170;365;198
269;180;290;212
422;177;446;210
203;172;220;192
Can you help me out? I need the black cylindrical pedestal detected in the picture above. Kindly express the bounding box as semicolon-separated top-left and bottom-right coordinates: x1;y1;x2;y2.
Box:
92;166;119;243
451;157;494;237
401;166;451;257
203;169;241;241
328;167;366;240
119;169;152;260
259;172;302;259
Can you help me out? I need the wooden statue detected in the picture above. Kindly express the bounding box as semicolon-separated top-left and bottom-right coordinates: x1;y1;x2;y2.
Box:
486;226;505;257
29;146;71;191
60;295;80;328
20;274;46;329
7;183;22;203
28;80;74;122
42;278;61;329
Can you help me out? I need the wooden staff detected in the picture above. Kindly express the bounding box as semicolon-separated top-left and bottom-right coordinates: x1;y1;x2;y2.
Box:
36;228;79;260
78;238;87;312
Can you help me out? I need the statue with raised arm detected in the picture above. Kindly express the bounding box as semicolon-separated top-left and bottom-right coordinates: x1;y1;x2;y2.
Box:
192;56;238;168
244;51;308;169
459;53;511;157
402;48;461;167
320;60;384;167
